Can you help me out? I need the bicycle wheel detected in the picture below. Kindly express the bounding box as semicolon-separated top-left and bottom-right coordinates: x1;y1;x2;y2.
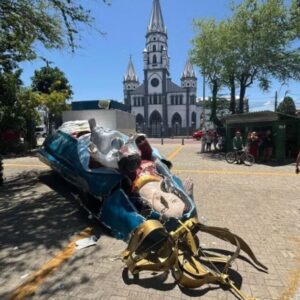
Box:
225;152;236;164
243;153;255;166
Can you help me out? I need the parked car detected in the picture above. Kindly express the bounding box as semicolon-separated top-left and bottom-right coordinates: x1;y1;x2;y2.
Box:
192;130;205;140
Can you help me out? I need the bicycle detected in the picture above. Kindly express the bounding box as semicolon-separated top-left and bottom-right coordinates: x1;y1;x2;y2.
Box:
225;148;255;166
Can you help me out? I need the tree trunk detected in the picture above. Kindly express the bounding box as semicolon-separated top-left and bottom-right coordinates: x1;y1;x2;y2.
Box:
239;79;247;113
229;75;236;114
211;80;218;121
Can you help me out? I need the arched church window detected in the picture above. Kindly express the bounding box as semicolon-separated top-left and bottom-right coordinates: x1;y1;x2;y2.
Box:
153;55;157;64
161;45;163;51
191;111;196;131
153;94;158;104
153;45;156;52
179;95;183;105
190;95;195;105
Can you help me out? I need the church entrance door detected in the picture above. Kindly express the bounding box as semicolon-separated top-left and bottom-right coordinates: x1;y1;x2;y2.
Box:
149;111;162;137
172;113;182;136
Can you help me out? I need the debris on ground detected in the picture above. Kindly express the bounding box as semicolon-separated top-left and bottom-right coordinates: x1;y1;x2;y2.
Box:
75;235;97;250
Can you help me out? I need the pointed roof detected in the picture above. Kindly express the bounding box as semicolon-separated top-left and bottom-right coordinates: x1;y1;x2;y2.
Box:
124;56;138;82
182;60;196;78
147;0;166;34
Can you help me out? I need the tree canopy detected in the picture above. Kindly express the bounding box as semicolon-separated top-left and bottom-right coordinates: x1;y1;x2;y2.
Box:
31;66;72;128
31;66;72;97
277;96;296;115
191;0;300;116
0;0;109;71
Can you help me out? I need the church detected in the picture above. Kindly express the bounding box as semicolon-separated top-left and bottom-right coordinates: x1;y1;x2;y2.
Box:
123;0;199;137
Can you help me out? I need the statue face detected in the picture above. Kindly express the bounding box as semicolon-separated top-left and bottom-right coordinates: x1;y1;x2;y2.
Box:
139;181;185;218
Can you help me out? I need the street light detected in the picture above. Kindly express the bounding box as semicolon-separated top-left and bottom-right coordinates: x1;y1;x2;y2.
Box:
160;122;163;138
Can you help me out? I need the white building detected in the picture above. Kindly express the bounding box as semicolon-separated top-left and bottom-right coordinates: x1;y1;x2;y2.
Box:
123;0;199;137
196;96;250;129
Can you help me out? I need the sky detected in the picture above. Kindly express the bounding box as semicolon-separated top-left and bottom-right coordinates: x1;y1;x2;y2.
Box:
19;0;300;111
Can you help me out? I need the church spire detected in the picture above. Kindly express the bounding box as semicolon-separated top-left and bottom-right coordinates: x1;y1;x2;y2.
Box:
181;59;197;89
147;0;166;34
124;55;138;82
181;59;196;78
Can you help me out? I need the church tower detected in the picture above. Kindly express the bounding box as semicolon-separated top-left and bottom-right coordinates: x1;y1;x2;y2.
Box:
181;59;197;90
181;59;197;135
123;56;139;109
123;0;198;137
143;0;169;133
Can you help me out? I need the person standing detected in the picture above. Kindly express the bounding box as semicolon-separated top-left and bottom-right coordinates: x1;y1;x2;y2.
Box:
233;131;244;163
206;131;212;152
262;130;273;162
248;131;259;158
200;132;206;153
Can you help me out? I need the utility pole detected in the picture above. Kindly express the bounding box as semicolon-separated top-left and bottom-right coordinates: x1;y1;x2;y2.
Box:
275;91;278;112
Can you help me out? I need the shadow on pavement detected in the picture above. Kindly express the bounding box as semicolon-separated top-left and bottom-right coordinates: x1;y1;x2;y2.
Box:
198;151;226;161
122;269;176;291
0;170;104;299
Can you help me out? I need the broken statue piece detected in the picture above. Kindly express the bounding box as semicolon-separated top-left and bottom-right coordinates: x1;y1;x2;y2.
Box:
38;119;267;299
75;236;97;250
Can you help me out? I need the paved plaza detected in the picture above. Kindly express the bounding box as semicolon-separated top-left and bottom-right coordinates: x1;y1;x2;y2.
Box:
0;140;300;300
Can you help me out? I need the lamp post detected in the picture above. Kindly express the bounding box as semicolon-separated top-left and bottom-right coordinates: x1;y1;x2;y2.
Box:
143;122;146;135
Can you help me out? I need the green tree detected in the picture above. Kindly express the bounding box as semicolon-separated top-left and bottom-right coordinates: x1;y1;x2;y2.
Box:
191;0;300;115
0;69;25;132
0;70;41;151
31;66;72;129
277;96;296;115
191;19;224;124
32;66;72;96
230;0;300;112
17;88;42;146
0;0;110;70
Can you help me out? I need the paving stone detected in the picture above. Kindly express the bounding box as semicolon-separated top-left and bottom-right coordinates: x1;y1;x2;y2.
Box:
1;143;300;299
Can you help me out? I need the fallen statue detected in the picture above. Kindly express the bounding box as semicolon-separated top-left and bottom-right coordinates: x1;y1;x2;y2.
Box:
39;120;267;300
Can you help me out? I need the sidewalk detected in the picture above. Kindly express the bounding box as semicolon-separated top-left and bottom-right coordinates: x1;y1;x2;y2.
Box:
0;143;299;299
